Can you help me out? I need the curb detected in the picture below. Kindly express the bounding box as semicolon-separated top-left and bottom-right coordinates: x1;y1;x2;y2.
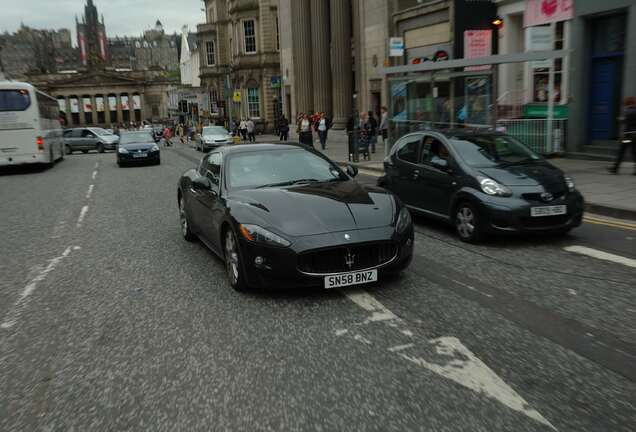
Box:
585;203;636;222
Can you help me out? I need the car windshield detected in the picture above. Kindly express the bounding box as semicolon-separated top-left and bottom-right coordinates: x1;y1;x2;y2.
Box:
91;128;112;136
203;126;228;135
120;132;154;144
227;149;344;189
450;135;541;168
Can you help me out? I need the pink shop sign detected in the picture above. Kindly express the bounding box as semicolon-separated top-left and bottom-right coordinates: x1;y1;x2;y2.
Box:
525;0;574;27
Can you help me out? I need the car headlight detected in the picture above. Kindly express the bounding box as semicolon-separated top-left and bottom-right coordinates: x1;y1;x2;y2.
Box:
396;207;412;234
564;176;575;192
239;224;291;247
118;147;128;154
478;176;512;197
151;145;160;152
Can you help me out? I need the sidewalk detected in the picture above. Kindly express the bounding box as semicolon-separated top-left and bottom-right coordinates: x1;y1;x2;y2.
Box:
253;132;636;221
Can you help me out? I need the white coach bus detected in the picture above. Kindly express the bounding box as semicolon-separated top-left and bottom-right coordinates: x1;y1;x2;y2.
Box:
0;81;64;167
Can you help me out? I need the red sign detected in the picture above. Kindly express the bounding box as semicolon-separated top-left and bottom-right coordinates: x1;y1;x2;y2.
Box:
464;30;492;71
524;0;574;27
98;30;107;60
79;32;87;65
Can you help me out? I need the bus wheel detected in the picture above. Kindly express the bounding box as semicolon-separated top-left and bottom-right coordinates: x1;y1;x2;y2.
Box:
65;145;72;155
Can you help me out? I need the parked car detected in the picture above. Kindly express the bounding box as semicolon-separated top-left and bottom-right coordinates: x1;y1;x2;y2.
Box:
63;127;119;154
117;131;160;167
196;126;232;152
379;130;584;243
177;144;414;291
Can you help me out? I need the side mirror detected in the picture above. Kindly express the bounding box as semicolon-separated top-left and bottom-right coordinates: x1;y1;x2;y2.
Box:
191;176;212;192
431;156;449;172
346;165;359;178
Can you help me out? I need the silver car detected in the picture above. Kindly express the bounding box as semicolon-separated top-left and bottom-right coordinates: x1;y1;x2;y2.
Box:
63;127;119;154
196;126;232;152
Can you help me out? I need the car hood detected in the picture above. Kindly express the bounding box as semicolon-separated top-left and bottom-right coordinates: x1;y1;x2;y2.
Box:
121;142;156;150
228;181;396;236
203;134;231;141
101;135;119;144
479;163;564;187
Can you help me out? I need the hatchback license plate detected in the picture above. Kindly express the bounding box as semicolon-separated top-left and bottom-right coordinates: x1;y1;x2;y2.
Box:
531;205;567;217
133;153;147;158
324;269;378;289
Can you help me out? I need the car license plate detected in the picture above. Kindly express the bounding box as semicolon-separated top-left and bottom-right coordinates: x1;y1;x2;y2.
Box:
531;205;567;217
133;153;147;158
324;269;378;289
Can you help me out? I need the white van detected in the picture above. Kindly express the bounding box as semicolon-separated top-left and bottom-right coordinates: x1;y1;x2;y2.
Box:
0;81;64;167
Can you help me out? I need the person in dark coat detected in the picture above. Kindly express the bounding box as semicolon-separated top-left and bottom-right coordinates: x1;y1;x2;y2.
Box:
609;97;636;175
367;111;378;154
314;112;331;150
278;116;290;141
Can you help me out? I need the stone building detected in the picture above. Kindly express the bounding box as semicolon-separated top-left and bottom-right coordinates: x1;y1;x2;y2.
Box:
0;25;80;78
198;0;281;132
109;21;179;72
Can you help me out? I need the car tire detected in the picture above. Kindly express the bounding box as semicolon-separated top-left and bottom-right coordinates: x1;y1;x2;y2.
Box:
179;196;196;242
65;145;72;155
224;229;249;292
455;201;484;243
97;144;105;153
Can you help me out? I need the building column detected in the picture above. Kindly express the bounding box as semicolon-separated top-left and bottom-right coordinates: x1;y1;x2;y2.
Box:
91;95;98;126
64;97;73;127
291;0;313;114
79;97;86;126
330;0;352;128
103;95;111;128
310;0;332;114
116;94;124;125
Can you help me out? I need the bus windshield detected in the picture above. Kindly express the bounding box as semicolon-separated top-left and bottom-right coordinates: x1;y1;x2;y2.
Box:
0;90;31;112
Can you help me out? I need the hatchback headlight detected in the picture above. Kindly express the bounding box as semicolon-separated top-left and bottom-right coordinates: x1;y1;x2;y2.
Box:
478;176;512;197
239;224;291;247
564;176;575;192
118;147;128;154
396;207;412;233
151;145;160;152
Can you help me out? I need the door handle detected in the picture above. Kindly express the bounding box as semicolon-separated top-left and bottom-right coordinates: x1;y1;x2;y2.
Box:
412;170;420;180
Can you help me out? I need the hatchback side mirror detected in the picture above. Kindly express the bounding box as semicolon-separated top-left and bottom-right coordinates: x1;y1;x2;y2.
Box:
346;165;359;177
431;156;449;172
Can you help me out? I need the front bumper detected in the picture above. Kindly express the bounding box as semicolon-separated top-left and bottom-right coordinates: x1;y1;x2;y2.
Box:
0;152;48;166
237;226;414;289
476;190;584;234
202;141;231;150
118;151;160;164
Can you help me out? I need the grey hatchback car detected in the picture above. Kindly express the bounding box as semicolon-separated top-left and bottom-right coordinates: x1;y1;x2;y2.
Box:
63;128;119;154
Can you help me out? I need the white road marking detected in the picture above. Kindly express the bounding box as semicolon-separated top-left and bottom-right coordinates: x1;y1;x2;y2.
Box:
335;329;348;336
388;343;414;352
353;334;372;345
1;246;79;329
399;337;557;431
341;289;556;430
76;205;89;227
451;278;494;298
92;170;98;180
94;162;99;169
564;246;636;269
86;184;94;199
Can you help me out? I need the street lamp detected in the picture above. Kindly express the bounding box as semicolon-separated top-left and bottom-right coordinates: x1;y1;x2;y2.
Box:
352;92;359;163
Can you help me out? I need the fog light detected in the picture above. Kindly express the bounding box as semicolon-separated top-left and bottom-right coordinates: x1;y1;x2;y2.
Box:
254;256;264;266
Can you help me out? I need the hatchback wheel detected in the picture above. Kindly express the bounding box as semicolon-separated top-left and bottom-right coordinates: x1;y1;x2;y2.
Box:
455;202;483;243
97;143;105;153
65;145;72;155
179;196;196;241
225;229;248;292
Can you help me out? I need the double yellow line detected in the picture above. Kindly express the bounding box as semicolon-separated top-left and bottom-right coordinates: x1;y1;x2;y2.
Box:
584;215;636;231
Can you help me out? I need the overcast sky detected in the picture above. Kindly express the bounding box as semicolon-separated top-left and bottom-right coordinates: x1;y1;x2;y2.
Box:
0;0;205;43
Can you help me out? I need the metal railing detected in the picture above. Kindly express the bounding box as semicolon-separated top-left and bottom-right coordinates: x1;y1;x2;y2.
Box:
496;118;567;154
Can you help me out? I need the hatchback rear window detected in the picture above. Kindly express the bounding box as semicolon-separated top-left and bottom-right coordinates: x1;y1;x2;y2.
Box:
0;90;31;112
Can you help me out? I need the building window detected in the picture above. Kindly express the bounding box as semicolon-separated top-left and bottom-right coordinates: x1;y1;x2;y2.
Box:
243;19;257;54
531;21;565;104
276;17;280;51
210;89;219;114
206;41;216;66
247;87;260;118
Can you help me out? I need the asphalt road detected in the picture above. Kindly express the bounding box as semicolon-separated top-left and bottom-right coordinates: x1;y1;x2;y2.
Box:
1;144;634;432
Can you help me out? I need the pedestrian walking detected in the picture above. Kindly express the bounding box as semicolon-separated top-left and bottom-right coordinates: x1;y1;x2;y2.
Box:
315;112;331;150
278;116;290;141
239;119;248;141
609;96;636;175
379;106;389;147
297;114;313;147
163;126;172;147
247;119;256;143
367;110;378;154
359;112;370;160
347;116;355;161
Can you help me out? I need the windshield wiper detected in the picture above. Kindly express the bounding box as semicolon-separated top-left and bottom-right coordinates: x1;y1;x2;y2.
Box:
257;178;322;188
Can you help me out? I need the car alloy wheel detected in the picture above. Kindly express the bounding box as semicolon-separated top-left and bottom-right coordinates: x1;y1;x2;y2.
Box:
179;197;195;241
225;230;248;291
455;203;482;243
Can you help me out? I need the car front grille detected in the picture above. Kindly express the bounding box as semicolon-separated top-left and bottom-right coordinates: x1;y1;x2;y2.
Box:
298;242;398;275
521;214;570;228
522;191;566;202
